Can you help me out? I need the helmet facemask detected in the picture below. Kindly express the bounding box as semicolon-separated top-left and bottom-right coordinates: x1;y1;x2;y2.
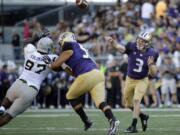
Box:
136;38;149;51
37;37;53;54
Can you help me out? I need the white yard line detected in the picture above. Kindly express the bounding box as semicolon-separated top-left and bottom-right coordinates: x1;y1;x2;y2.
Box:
151;114;180;118
25;108;180;113
17;113;180;118
19;113;99;118
2;127;180;132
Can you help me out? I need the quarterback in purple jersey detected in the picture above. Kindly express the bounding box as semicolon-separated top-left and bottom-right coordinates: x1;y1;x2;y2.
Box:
44;32;120;135
106;31;159;133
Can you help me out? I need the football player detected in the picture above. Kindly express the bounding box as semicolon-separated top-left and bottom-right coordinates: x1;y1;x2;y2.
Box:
105;31;159;133
0;36;60;127
44;32;120;135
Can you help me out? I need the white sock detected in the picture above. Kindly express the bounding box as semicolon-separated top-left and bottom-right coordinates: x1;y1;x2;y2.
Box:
0;106;5;111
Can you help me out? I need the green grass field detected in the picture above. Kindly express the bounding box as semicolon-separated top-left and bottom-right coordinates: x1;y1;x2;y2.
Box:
0;108;180;135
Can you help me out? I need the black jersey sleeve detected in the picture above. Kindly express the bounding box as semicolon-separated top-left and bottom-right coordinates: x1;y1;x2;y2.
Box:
62;42;73;52
124;42;133;54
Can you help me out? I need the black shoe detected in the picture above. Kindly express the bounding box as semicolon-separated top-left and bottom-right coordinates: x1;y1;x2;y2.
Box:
108;119;120;135
84;120;93;131
140;114;149;131
124;126;138;133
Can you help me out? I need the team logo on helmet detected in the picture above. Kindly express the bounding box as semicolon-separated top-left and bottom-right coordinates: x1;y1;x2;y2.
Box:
58;32;76;46
136;31;152;51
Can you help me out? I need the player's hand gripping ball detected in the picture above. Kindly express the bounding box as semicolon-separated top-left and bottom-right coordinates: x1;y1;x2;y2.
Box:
76;0;88;9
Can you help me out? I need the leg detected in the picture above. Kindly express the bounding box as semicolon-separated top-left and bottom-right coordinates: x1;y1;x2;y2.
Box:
90;82;115;121
0;97;13;116
161;93;166;105
150;90;158;107
2;83;37;127
143;95;149;107
125;78;149;133
171;94;177;104
149;79;157;107
0;95;34;127
90;82;120;135
169;79;177;105
68;98;92;131
133;78;149;132
66;74;94;130
1;97;12;109
123;77;138;133
161;79;168;106
0;113;13;127
0;81;17;116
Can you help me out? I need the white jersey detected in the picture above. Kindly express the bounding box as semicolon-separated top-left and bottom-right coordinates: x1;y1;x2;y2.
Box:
19;44;58;91
24;43;37;57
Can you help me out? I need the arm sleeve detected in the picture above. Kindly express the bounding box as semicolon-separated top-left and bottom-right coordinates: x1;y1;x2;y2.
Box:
124;42;132;54
24;44;36;58
62;42;73;52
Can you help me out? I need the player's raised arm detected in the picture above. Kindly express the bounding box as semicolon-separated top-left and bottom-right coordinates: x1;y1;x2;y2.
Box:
105;36;126;53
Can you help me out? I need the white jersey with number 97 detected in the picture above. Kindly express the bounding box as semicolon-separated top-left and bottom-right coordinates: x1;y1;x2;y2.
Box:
19;44;58;91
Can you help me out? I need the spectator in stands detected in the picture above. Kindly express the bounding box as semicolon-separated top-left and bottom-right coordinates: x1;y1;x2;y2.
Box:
155;0;168;19
0;65;10;104
56;21;69;33
141;0;155;27
143;76;158;108
160;55;177;106
23;19;31;40
74;23;91;43
108;59;122;108
11;31;21;60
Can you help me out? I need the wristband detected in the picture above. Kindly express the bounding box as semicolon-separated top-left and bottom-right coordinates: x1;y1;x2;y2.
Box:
61;63;68;69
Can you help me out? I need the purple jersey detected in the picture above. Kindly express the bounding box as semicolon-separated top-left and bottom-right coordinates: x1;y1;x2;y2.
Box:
124;42;159;79
62;42;97;77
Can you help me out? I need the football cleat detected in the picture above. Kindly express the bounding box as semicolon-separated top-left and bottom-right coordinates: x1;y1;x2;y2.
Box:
140;114;149;131
108;119;120;135
84;120;93;131
124;126;138;133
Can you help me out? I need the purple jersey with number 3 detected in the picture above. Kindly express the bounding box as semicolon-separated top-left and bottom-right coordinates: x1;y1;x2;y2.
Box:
63;42;97;77
124;42;159;79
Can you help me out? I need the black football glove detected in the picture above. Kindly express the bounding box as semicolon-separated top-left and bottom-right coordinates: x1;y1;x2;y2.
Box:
39;28;51;38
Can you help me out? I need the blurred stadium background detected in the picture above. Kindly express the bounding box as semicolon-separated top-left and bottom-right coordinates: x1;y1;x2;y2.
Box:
0;0;180;134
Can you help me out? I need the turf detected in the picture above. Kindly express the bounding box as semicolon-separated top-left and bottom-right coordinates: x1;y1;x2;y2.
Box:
0;108;180;135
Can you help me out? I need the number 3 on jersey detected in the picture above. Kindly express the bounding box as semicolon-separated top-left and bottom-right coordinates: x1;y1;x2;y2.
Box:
25;60;46;74
133;58;144;72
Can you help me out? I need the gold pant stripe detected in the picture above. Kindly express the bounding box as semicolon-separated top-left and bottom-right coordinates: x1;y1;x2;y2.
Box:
74;104;83;110
102;106;110;112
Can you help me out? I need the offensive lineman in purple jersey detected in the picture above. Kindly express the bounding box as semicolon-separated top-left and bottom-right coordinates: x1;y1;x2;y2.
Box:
44;32;120;135
105;31;159;133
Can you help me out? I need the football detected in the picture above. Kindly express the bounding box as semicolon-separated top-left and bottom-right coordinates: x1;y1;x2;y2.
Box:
76;0;88;9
